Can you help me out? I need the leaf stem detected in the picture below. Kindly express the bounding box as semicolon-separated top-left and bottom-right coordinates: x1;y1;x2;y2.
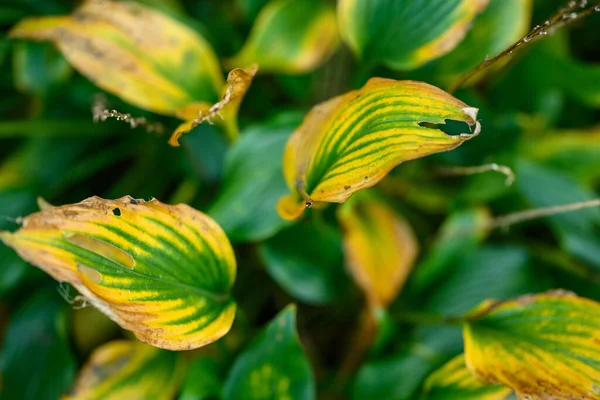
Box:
486;198;600;231
434;163;515;186
449;0;600;93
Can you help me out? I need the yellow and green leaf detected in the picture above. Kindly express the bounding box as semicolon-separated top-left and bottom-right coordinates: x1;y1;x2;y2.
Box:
338;0;489;70
277;78;481;220
64;340;184;400
337;191;418;308
170;64;258;146
420;354;512;400
10;0;223;115
463;290;600;399
226;0;339;74
0;196;237;350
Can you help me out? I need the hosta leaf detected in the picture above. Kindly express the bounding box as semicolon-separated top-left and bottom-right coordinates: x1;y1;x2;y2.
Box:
179;358;224;400
13;41;72;94
10;0;223;115
520;127;600;185
430;0;532;87
337;192;418;308
0;196;237;350
463;290;600;399
420;355;512;400
64;340;184;400
207;120;293;242
259;218;349;305
277;78;481;220
0;290;76;400
223;305;316;400
338;0;488;70
227;0;339;74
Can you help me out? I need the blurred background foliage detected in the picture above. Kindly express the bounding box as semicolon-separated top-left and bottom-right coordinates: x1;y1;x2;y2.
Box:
0;0;599;399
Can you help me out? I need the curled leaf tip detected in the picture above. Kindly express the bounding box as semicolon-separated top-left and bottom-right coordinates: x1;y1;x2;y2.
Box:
169;65;258;146
278;78;481;220
2;195;237;350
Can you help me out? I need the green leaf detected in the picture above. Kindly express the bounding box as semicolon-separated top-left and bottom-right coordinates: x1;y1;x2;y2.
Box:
259;219;349;305
519;127;600;186
338;0;488;70
209;120;297;242
65;340;184;400
407;208;490;295
517;160;600;270
0;290;76;400
223;305;316;400
1;196;237;350
278;78;481;220
12;41;71;94
227;0;339;74
422;245;548;315
463;290;600;399
420;354;512;400
179;358;224;400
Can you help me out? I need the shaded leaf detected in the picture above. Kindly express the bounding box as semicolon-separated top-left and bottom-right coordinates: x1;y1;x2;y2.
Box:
338;0;488;70
463;290;600;399
408;207;490;294
227;0;339;74
65;340;184;400
10;0;223;115
259;219;348;305
520;127;600;185
208;118;296;242
223;305;316;400
278;78;481;220
179;358;223;400
420;354;512;400
12;41;71;94
0;196;237;350
0;290;76;400
517;160;600;270
337;191;418;308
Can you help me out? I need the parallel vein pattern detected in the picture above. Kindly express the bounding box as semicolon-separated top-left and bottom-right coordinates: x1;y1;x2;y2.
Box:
1;196;237;350
279;78;480;220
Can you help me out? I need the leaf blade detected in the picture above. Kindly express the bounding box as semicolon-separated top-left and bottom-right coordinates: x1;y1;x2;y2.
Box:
278;78;480;220
1;196;237;350
463;290;600;399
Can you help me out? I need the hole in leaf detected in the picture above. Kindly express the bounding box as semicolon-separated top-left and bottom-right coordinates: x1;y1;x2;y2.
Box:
112;207;121;216
418;119;473;136
77;264;102;284
64;232;135;269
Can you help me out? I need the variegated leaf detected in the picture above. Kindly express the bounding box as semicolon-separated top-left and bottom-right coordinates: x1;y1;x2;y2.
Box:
1;196;236;350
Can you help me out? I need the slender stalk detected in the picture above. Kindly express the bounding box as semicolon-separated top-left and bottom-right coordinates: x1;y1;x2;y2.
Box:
486;198;600;231
449;0;600;93
434;163;515;186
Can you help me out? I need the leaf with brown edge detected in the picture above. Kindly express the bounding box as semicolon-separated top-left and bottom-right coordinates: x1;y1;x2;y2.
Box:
277;78;481;220
170;64;258;146
463;290;600;399
64;340;184;400
0;196;237;350
10;0;223;116
420;354;512;400
337;191;418;308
